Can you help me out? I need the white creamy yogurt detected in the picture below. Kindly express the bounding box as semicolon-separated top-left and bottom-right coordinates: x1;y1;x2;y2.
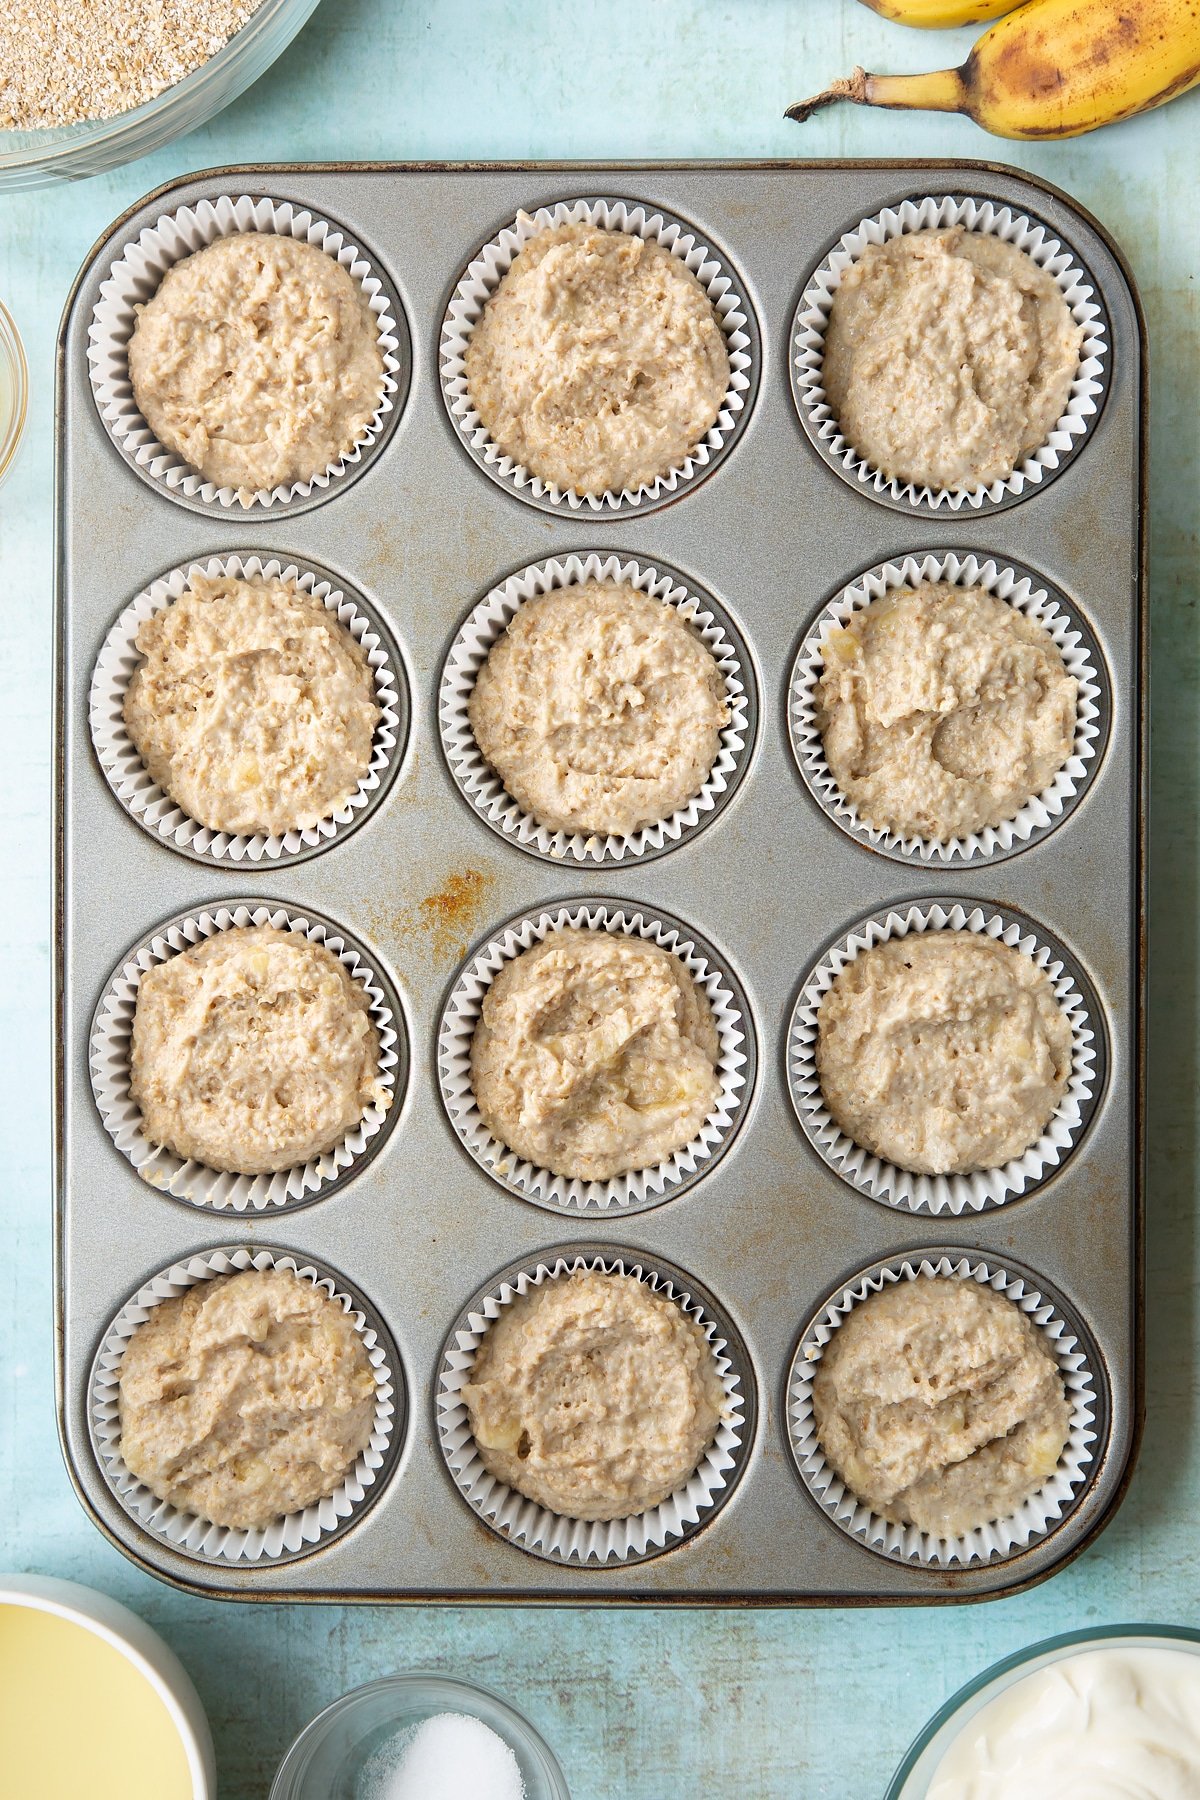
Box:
928;1646;1200;1799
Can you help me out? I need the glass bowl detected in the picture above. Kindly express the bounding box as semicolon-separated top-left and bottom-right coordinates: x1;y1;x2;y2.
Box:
0;302;28;487
0;0;324;192
270;1672;572;1800
887;1624;1200;1797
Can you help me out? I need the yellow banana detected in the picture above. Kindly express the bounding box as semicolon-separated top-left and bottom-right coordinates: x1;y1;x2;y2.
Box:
857;0;1026;27
789;0;1200;139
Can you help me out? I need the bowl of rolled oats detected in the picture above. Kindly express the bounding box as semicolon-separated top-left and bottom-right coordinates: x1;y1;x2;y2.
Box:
0;0;324;190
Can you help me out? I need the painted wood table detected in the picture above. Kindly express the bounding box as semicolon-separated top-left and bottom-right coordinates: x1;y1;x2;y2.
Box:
2;2;1197;1793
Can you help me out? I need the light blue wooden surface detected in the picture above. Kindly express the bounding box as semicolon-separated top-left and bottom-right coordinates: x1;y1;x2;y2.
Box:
2;4;1197;1795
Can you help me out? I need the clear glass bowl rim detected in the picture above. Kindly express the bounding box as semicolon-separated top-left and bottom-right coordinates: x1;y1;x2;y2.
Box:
0;0;323;184
887;1623;1200;1798
0;300;28;484
269;1670;572;1800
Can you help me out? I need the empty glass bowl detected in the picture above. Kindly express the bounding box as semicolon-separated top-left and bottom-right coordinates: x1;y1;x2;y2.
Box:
0;0;323;191
270;1672;571;1800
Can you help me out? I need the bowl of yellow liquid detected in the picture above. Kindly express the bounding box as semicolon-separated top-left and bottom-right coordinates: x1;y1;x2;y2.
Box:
0;1574;215;1798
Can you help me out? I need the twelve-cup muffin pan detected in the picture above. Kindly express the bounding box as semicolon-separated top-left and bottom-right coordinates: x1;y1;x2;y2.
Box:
54;162;1145;1603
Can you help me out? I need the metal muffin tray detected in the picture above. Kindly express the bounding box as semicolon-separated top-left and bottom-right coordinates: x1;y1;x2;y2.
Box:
54;161;1146;1603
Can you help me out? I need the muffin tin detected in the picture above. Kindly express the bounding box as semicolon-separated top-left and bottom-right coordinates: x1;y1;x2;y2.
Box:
54;162;1145;1603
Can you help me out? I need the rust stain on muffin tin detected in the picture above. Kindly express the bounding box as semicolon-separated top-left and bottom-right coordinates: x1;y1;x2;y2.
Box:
379;865;498;970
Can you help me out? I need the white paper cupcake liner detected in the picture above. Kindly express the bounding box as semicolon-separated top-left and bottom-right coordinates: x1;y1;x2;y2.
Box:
788;551;1108;864
787;1252;1102;1566
437;1247;752;1564
87;194;407;512
440;196;758;515
438;900;755;1214
791;194;1110;513
90;902;405;1212
787;901;1103;1214
89;553;407;866
90;1245;401;1565
439;552;755;865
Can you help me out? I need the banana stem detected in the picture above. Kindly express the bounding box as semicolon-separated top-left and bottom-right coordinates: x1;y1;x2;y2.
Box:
786;66;870;123
786;63;966;122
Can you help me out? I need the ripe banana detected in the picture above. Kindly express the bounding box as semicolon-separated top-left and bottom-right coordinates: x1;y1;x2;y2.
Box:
857;0;1025;26
790;0;1200;139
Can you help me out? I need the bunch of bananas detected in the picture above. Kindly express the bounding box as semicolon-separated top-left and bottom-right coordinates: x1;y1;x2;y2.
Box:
788;0;1200;139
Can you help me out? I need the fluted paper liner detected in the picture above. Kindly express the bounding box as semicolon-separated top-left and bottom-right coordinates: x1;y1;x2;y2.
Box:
792;194;1109;512
91;1245;400;1564
787;1253;1100;1566
90;903;403;1212
788;551;1107;864
88;194;405;511
440;552;754;865
438;901;753;1214
437;1250;749;1564
787;901;1101;1214
440;196;756;514
90;554;405;865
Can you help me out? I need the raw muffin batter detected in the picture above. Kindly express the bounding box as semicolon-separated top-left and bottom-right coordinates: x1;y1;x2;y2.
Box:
816;584;1077;841
124;570;380;837
470;927;721;1181
462;1269;725;1520
464;221;730;495
816;933;1072;1175
118;1266;376;1530
822;228;1083;491
813;1277;1071;1538
128;232;383;493
468;581;729;837
130;925;386;1175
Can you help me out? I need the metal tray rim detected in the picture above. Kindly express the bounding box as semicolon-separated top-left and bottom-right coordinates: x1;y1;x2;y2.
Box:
53;157;1148;1607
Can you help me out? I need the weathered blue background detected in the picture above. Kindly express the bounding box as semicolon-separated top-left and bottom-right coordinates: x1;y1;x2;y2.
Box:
3;3;1197;1794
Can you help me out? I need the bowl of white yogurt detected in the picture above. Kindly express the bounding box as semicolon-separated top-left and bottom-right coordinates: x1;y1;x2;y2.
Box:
887;1625;1200;1799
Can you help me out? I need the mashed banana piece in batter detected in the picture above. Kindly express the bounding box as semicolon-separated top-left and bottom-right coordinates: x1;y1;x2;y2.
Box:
813;1277;1071;1538
816;584;1077;842
130;925;387;1175
464;221;730;495
816;933;1072;1176
124;571;380;837
128;232;384;492
462;1269;725;1521
468;581;729;838
822;229;1083;492
118;1267;377;1531
469;928;721;1181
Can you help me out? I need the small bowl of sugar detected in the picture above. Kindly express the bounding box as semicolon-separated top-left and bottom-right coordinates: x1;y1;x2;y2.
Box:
270;1672;571;1800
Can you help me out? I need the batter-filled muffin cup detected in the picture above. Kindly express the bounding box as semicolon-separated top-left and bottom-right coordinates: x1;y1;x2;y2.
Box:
90;553;406;866
786;1252;1102;1566
90;902;405;1212
436;1248;752;1564
787;900;1102;1215
440;197;758;515
788;551;1108;864
439;551;754;865
88;194;407;512
438;900;754;1214
791;195;1109;513
90;1245;401;1564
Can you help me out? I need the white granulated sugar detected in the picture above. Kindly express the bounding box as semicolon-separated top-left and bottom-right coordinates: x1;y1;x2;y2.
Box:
0;0;267;130
359;1711;527;1800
